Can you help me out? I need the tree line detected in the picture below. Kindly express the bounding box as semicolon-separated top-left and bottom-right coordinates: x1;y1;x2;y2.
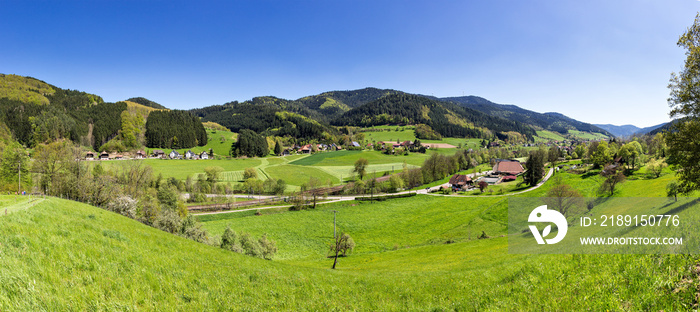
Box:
145;110;208;149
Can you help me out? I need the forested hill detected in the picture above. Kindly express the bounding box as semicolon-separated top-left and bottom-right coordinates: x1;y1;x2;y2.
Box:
296;88;403;120
0;74;124;151
190;97;335;140
332;94;536;140
440;95;612;136
126;97;168;110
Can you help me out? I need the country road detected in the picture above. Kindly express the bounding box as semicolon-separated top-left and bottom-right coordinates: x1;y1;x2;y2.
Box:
190;169;556;216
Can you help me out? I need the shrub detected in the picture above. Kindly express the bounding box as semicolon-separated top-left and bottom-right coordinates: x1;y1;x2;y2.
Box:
154;209;182;234
107;195;137;219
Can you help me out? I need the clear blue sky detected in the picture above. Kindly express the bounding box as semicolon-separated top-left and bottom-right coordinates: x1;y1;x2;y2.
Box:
1;0;698;127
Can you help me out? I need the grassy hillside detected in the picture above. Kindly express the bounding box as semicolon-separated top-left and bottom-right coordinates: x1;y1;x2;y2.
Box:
0;159;697;310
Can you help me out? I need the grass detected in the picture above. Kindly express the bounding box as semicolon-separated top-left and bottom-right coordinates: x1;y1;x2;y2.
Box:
289;149;453;167
1;157;699;310
97;158;261;181
264;164;339;187
169;128;237;158
568;130;610;140
534;130;566;142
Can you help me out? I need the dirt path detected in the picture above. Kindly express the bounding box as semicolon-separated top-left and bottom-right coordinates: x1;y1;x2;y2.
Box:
0;196;45;216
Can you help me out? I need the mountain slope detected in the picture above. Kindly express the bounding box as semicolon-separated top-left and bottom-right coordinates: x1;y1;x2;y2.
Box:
191;96;336;140
296;87;403;120
441;96;611;136
333;94;536;139
595;123;667;137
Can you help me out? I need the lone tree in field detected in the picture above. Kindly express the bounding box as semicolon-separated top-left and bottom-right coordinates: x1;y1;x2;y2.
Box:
667;13;700;194
330;233;355;269
477;180;488;193
543;175;583;217
667;181;679;202
353;158;368;180
599;164;626;196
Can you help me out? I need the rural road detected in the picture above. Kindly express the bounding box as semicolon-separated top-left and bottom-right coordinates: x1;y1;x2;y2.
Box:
191;168;558;216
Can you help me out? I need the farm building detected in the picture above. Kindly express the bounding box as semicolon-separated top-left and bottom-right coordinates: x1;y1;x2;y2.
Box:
99;151;109;160
449;174;473;190
493;160;524;175
135;150;145;159
152;150;165;159
86;152;95;161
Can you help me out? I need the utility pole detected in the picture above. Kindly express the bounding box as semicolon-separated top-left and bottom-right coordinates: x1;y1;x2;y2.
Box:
332;210;337;240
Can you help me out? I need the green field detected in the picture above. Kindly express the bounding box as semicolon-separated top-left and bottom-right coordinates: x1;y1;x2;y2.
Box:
97;158;261;181
0;158;698;310
361;126;416;143
168;128;237;158
567;130;610;140
290;150;446;167
534;130;566;142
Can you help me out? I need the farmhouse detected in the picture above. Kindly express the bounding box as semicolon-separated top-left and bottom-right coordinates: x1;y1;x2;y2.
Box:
493;159;524;175
169;150;181;159
135;150;145;159
200;151;209;159
99;151;109;160
85;152;95;161
113;154;124;160
152;150;165;159
449;174;472;190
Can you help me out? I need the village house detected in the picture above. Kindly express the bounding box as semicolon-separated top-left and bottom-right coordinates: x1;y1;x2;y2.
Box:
152;150;165;159
113;154;124;160
135;150;145;159
449;174;473;190
169;150;181;159
99;151;109;160
199;151;209;160
85;151;95;161
185;150;195;159
300;144;312;154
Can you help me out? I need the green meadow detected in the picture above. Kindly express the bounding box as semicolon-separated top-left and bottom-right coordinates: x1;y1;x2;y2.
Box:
0;159;698;310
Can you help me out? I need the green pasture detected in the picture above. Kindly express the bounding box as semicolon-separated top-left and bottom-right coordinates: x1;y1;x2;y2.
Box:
1;154;698;310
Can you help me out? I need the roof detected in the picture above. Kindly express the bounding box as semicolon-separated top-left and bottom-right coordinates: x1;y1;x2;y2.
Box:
449;174;472;185
493;160;524;175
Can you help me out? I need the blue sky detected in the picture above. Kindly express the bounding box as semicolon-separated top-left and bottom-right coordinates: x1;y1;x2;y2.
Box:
1;0;698;127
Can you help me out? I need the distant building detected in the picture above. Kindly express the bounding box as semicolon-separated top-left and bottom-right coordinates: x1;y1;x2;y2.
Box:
135;150;145;159
449;174;473;190
99;151;109;160
493;160;524;175
200;151;209;160
152;150;165;159
185;150;195;159
86;152;95;161
114;154;124;160
169;150;180;159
